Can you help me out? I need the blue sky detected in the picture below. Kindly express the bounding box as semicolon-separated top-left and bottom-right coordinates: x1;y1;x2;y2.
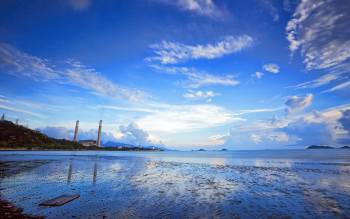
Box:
0;0;349;150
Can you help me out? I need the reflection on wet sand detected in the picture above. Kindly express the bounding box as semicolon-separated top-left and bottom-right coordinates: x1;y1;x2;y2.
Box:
0;151;350;218
66;161;99;185
93;162;97;185
67;161;72;184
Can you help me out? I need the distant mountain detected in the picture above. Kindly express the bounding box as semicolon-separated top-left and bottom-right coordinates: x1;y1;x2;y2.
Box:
307;145;334;149
102;141;166;151
0;120;83;149
102;141;135;147
341;146;350;149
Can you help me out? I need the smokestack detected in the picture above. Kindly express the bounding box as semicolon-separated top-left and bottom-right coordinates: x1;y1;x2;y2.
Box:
73;120;79;142
97;120;102;147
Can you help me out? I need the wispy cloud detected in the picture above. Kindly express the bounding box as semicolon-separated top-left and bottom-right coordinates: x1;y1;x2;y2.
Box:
288;74;339;89
286;0;350;70
263;63;280;74
65;60;146;101
150;65;239;88
260;0;279;22
146;35;253;64
233;107;283;116
287;62;350;90
0;43;146;101
323;80;350;93
67;0;91;11
153;0;226;18
0;43;60;81
0;104;44;118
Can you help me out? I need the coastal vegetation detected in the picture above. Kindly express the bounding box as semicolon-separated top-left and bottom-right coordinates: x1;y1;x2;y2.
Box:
0;120;161;151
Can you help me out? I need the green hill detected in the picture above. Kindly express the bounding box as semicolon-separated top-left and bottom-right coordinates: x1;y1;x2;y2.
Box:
0;120;83;150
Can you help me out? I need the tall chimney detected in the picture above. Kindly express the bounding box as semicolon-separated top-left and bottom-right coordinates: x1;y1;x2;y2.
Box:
97;120;102;147
73;120;79;142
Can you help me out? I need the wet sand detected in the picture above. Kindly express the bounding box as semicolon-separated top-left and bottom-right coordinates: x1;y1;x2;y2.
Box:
0;161;47;218
0;150;350;218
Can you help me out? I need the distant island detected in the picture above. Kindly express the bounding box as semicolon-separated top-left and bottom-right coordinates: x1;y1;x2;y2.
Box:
0;120;162;151
306;145;350;149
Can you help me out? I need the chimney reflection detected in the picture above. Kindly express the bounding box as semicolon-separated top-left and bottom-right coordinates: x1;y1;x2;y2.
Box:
67;161;73;184
93;162;97;185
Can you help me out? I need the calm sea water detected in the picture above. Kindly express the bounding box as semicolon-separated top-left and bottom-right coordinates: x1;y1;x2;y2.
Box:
1;149;350;218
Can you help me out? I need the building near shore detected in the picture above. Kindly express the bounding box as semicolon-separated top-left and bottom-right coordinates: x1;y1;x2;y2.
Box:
79;140;97;147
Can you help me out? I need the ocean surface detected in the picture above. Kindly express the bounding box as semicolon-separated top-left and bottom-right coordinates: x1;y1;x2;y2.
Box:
0;149;350;218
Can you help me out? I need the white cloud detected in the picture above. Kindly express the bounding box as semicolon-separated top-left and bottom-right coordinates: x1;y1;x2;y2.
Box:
286;0;350;70
136;104;243;133
0;43;145;101
150;64;239;88
154;0;225;18
183;90;219;102
285;93;313;114
146;35;253;64
263;63;280;74
252;71;264;79
118;122;161;146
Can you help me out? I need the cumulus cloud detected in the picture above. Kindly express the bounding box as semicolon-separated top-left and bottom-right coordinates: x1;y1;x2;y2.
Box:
285;93;313;114
280;118;334;146
146;35;253;64
183;90;219;102
150;64;239;88
38;123;160;146
38;126;117;142
118;123;156;146
286;0;350;70
38;126;73;139
223;103;350;148
154;0;225;18
263;63;280;74
0;43;145;101
338;109;350;134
